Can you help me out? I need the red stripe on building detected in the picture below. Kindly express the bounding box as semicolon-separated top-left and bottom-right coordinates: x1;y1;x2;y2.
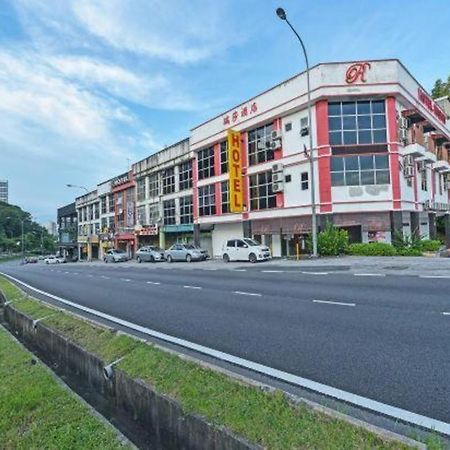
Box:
315;99;332;213
387;96;401;209
192;155;199;221
241;132;249;220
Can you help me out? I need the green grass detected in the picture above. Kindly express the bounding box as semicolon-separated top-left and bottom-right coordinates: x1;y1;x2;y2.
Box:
0;276;442;449
0;326;128;450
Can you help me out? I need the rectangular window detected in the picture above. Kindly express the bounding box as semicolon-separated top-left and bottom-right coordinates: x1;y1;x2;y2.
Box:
179;196;193;224
198;184;216;216
137;205;146;225
197;146;215;180
148;204;159;223
301;172;309;190
420;166;427;191
137;178;146;202
328;100;387;146
101;197;107;214
94;203;99;220
178;161;192;191
220;141;228;174
221;181;229;214
162;168;175;195
249;171;276;210
148;173;159;197
101;217;108;231
163;199;176;225
248;123;274;166
108;195;114;213
330;154;390;186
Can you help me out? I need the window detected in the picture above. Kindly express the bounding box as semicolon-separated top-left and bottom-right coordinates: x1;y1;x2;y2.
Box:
330;154;390;186
179;196;193;224
301;172;309;190
285;122;292;132
197;146;215;180
148;204;159;223
198;184;216;216
249;171;276;210
178;161;192;191
163;199;176;225
328;100;387;146
300;117;309;136
108;195;114;213
420;166;427;191
248;123;274;166
94;203;99;220
148;173;159;197
137;205;146;225
221;181;229;214
137;178;146;202
101;217;108;231
220;141;228;174
101;197;107;214
162;168;175;195
285;174;292;183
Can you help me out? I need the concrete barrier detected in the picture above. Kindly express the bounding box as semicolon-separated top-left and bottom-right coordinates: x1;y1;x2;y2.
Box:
1;302;261;450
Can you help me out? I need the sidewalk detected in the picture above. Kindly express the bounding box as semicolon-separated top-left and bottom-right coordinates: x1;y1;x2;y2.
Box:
70;255;450;277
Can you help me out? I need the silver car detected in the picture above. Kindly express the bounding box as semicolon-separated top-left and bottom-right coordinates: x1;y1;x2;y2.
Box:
164;244;206;263
136;246;165;263
104;249;129;263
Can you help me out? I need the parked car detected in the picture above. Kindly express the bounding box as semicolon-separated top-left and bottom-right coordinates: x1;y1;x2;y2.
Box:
222;238;271;263
103;249;129;263
136;246;165;263
164;244;207;263
25;256;38;264
188;244;209;261
44;255;65;264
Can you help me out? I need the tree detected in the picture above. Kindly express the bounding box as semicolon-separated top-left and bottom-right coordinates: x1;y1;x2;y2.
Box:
431;75;450;99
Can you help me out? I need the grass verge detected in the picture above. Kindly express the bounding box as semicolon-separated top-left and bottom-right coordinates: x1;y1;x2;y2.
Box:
0;324;128;449
0;275;441;449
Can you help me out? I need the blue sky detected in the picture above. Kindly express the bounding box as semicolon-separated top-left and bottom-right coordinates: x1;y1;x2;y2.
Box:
1;0;449;222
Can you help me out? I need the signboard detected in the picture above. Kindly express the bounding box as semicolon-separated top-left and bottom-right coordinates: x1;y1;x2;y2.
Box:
227;129;243;213
345;62;371;84
417;88;446;124
223;102;258;126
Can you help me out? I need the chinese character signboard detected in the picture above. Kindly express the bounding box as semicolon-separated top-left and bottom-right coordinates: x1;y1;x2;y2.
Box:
223;102;258;127
227;129;243;213
417;88;446;124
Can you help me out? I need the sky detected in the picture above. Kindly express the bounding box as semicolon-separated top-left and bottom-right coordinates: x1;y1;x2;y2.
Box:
1;0;449;222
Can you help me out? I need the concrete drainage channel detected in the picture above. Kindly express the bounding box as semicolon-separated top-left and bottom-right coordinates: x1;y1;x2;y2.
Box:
0;294;260;450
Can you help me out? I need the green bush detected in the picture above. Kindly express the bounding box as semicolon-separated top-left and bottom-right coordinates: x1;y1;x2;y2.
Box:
395;247;423;256
347;242;397;256
315;223;349;256
416;239;443;252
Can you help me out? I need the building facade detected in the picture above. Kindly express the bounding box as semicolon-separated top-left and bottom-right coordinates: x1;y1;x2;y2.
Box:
132;138;196;250
75;190;100;260
0;180;8;203
190;59;450;257
57;202;77;260
97;179;115;260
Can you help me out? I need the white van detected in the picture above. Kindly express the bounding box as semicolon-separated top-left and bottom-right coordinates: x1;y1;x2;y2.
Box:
222;238;271;263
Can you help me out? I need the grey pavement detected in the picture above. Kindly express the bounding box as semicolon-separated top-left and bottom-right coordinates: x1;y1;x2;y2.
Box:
1;258;449;435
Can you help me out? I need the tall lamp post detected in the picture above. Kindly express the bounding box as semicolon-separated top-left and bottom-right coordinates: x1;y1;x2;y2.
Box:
276;7;318;257
67;184;91;262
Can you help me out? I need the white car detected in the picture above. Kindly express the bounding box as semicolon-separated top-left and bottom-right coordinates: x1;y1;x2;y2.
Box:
44;255;65;264
222;238;271;263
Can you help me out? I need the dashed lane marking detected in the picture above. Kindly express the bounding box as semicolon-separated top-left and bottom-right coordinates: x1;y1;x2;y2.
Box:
354;273;385;277
301;272;329;275
146;281;161;285
183;285;202;290
233;291;262;297
313;299;356;307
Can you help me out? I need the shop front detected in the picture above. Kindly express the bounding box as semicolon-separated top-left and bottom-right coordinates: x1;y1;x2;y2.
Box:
115;232;136;258
99;232;114;260
162;224;195;249
135;225;159;249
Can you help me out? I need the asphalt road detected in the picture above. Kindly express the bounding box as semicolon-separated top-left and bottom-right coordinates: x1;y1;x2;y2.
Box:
1;260;450;429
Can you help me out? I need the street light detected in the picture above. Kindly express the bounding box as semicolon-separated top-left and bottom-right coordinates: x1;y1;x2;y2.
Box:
67;183;91;261
276;7;318;257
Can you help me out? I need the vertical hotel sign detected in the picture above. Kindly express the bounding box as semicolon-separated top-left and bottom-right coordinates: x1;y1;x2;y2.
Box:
227;129;243;213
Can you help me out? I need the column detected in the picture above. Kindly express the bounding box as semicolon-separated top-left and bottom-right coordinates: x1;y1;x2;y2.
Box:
444;214;450;248
193;224;200;247
390;211;403;241
387;96;402;210
428;213;437;240
243;220;252;238
410;211;420;240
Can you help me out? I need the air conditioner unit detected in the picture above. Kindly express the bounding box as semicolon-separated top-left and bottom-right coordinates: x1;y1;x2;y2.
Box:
403;165;414;178
300;126;309;137
269;140;282;150
272;172;284;183
404;155;414;166
271;130;282;141
399;128;408;144
272;182;284;193
272;163;284;173
399;116;409;129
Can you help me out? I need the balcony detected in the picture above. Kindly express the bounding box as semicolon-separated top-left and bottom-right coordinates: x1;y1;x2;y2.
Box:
434;160;450;173
416;151;437;164
400;142;426;158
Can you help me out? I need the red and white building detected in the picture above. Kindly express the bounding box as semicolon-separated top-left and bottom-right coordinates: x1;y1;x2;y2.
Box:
190;59;450;257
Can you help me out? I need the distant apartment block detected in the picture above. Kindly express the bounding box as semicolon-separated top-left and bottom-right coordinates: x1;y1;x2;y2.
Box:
0;180;8;203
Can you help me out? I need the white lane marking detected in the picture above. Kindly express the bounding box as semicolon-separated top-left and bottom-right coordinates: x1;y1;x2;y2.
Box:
64;271;70;274
233;269;247;272
419;275;450;279
233;291;262;297
72;272;79;275
354;273;385;277
120;278;131;282
313;299;356;307
100;275;110;279
146;281;161;285
443;312;450;316
2;271;449;436
183;285;202;290
262;270;284;273
301;272;329;275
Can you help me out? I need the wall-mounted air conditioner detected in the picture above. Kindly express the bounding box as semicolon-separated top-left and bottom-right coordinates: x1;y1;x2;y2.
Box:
272;182;284;193
272;163;284;173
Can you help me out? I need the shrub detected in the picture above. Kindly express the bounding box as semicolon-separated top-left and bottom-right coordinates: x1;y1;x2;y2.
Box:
315;223;349;256
396;247;423;256
416;239;443;252
347;242;397;256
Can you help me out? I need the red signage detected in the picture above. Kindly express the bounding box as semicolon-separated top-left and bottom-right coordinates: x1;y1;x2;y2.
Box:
345;62;371;84
223;101;258;126
417;88;446;124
